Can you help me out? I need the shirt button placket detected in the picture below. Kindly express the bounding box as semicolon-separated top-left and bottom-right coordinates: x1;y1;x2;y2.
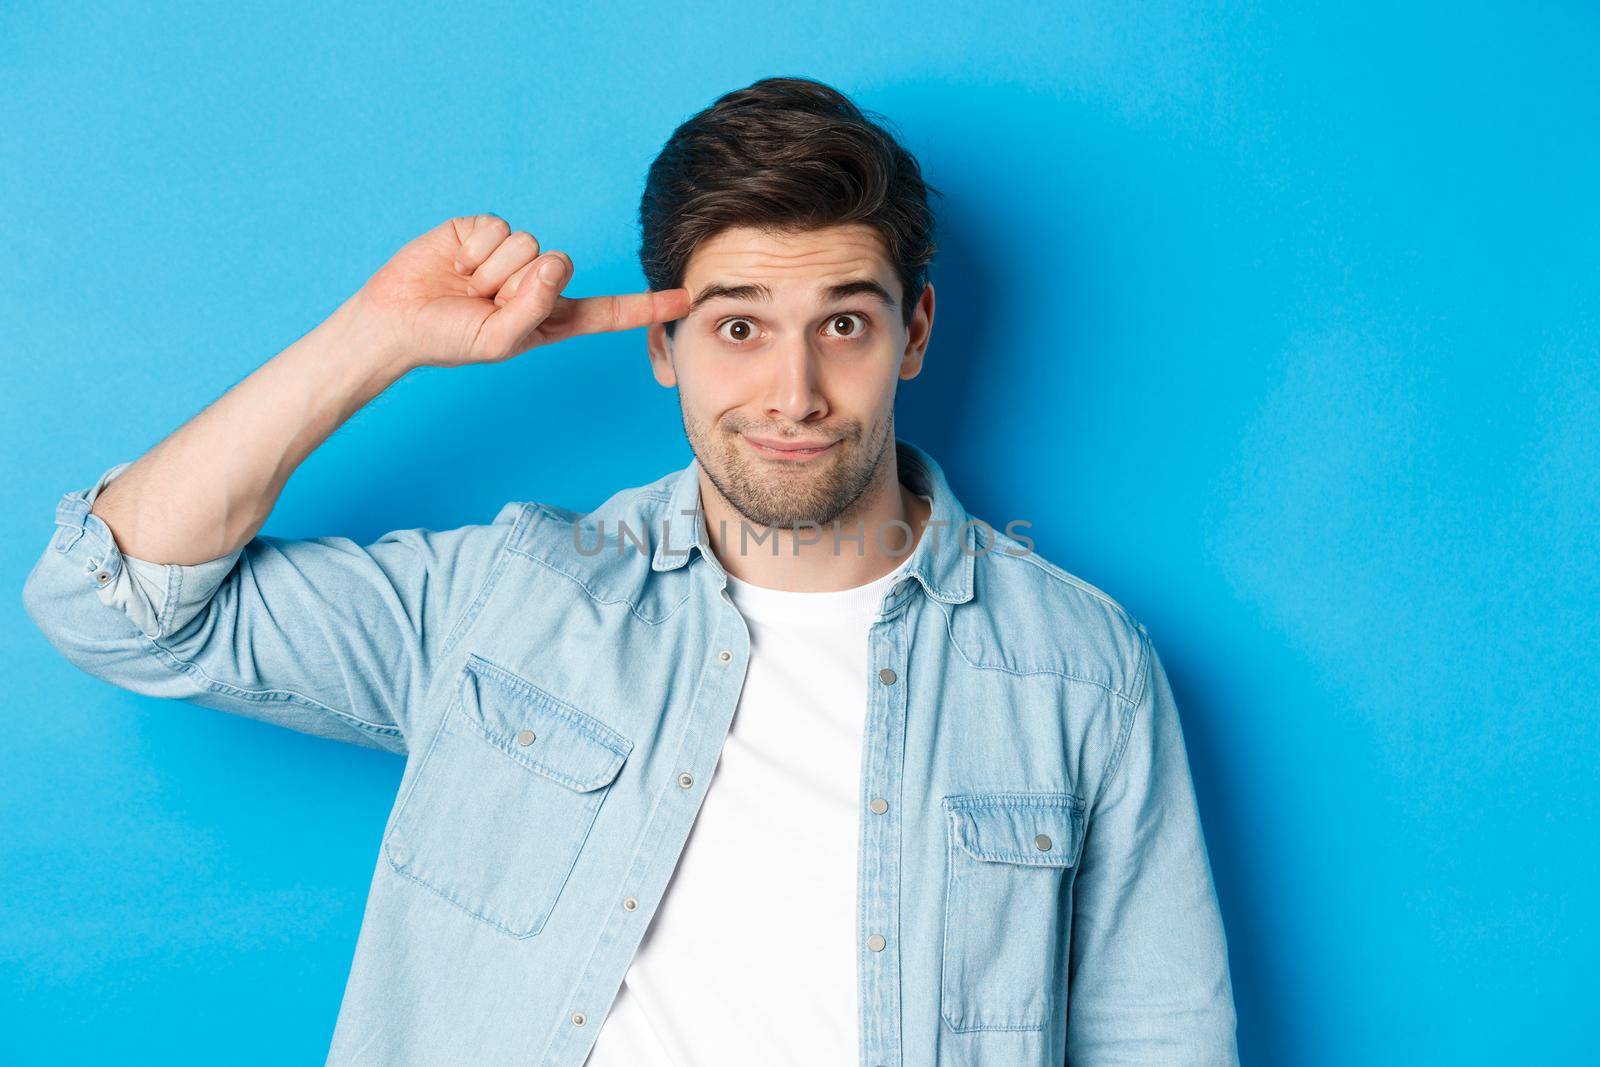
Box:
863;629;903;1065
674;648;730;798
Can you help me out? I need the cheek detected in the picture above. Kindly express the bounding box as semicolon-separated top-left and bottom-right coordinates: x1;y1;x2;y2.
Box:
674;353;760;417
829;356;899;413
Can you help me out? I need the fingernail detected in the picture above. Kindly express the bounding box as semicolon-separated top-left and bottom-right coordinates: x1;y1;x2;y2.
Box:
538;258;565;283
454;260;465;273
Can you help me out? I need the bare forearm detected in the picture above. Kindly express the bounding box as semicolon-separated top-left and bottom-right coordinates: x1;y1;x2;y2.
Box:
90;293;410;564
82;210;689;566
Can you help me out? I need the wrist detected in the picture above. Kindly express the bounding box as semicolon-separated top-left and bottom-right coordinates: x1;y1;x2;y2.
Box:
320;291;417;383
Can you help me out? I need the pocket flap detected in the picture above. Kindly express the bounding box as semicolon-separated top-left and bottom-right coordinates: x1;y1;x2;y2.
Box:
944;793;1084;867
458;654;631;792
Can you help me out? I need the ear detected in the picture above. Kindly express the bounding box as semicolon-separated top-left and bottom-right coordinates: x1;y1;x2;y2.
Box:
898;279;935;380
647;323;677;387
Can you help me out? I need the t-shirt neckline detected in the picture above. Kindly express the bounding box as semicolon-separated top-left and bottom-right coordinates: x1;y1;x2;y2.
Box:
723;553;914;625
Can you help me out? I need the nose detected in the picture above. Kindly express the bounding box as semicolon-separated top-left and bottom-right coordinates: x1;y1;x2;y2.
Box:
763;337;828;424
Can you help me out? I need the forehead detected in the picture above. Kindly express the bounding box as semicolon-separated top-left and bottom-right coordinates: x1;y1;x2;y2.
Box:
682;223;893;291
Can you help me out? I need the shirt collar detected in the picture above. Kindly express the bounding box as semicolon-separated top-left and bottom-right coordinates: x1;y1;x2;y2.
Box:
649;437;976;605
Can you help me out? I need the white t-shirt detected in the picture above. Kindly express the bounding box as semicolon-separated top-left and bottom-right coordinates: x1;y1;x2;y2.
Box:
583;546;916;1067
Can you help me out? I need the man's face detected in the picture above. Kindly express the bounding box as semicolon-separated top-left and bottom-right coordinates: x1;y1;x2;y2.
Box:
647;223;933;529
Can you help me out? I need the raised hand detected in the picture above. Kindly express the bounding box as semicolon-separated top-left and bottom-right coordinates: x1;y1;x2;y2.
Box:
350;213;691;369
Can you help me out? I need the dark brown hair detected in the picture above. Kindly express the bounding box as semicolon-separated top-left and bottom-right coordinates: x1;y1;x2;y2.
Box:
638;76;941;339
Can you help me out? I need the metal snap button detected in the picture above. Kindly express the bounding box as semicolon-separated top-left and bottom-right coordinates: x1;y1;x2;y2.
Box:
572;1011;586;1026
516;729;536;746
867;933;886;951
869;798;888;814
1034;834;1053;851
623;896;638;911
95;570;111;584
877;667;897;685
717;649;732;663
678;772;694;788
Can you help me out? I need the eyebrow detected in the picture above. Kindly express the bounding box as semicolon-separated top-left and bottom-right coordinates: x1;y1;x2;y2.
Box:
687;278;898;317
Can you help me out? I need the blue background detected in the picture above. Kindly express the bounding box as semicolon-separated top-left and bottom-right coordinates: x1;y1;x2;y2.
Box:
4;3;1595;1062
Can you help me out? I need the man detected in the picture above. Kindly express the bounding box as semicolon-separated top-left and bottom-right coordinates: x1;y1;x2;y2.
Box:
23;76;1237;1065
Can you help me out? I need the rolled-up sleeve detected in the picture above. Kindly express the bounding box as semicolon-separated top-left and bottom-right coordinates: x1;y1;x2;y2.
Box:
1065;628;1239;1065
72;461;247;639
21;461;526;756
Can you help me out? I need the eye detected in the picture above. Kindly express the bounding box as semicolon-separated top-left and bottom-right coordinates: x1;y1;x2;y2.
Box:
712;312;871;346
824;312;870;340
714;317;758;344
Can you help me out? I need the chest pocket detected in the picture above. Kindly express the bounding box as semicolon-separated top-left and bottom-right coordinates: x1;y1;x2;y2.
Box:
940;791;1085;1033
383;653;632;939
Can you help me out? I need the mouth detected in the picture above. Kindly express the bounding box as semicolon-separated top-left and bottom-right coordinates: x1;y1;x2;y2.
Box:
741;433;838;463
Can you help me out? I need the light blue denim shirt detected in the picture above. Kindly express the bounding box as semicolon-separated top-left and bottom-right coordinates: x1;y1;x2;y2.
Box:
22;438;1237;1066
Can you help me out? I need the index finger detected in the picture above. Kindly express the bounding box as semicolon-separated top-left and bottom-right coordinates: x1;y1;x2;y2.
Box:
560;287;692;337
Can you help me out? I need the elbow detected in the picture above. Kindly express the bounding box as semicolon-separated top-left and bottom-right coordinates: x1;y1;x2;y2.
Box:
22;549;85;655
20;541;151;683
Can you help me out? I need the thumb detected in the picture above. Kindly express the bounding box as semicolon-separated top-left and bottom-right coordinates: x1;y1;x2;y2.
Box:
478;253;571;357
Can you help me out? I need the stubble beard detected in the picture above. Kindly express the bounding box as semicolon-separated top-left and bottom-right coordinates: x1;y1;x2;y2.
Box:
680;402;896;532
